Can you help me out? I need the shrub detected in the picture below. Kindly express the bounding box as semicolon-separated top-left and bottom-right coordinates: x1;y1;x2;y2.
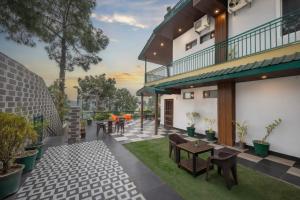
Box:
0;113;37;174
93;112;110;121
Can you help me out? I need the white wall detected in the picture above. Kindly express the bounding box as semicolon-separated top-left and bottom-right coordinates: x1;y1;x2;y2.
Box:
228;0;281;37
236;75;300;158
173;17;215;61
160;86;218;135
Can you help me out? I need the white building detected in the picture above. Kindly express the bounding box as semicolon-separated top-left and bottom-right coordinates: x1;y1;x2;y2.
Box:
138;0;300;158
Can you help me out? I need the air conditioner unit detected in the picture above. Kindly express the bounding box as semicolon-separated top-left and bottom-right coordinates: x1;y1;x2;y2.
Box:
228;0;252;14
194;15;210;34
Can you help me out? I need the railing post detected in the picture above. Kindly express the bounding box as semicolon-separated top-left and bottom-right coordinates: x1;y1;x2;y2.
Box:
144;59;147;83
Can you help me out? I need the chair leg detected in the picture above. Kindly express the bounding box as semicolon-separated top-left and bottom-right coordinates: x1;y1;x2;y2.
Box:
218;166;222;176
169;143;173;158
223;167;232;190
231;165;238;185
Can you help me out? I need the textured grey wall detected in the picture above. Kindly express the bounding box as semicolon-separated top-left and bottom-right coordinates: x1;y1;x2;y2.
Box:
0;52;62;136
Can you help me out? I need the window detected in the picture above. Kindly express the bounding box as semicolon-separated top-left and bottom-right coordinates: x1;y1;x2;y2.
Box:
200;31;215;44
183;92;194;99
282;0;300;35
186;39;197;51
203;90;217;98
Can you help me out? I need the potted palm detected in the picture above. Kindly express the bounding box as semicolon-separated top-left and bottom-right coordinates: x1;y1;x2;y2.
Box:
0;113;37;199
235;121;248;149
186;112;200;137
204;118;216;141
253;118;282;157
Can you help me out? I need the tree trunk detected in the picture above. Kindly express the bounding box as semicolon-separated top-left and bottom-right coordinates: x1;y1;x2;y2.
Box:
58;38;67;119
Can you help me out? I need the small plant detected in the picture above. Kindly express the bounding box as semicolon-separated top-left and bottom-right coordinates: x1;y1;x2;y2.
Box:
186;112;200;128
80;120;87;128
0;113;37;174
93;112;110;121
204;118;216;133
235;121;248;143
261;118;282;144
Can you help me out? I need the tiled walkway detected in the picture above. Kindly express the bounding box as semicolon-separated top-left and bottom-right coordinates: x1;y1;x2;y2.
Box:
112;120;300;187
15;141;145;200
6;121;183;200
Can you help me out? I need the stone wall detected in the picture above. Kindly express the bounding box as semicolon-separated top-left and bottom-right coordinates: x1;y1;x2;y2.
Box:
68;107;81;143
0;52;62;136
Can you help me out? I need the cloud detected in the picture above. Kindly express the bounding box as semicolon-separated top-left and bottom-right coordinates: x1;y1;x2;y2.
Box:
92;13;147;29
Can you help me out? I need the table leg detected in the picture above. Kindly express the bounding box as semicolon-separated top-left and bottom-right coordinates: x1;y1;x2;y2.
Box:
193;154;196;177
177;148;181;168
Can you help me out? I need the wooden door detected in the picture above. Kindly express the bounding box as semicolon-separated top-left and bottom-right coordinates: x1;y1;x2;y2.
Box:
164;99;174;127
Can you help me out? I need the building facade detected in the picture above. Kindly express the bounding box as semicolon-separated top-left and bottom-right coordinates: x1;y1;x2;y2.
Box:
138;0;300;158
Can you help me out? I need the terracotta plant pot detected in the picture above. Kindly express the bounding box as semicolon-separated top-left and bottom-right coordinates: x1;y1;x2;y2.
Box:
0;164;24;199
187;127;195;137
253;140;270;157
80;128;86;138
15;150;38;173
25;143;44;160
239;141;246;149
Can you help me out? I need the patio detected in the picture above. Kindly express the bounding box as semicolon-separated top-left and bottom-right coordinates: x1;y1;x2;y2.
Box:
5;119;300;200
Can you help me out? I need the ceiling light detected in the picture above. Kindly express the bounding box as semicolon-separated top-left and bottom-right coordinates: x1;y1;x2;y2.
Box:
261;75;268;79
190;85;194;88
153;52;157;56
160;42;164;47
214;9;220;14
178;28;182;32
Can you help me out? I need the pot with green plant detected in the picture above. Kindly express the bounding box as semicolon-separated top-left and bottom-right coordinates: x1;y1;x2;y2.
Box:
87;118;93;126
235;121;248;149
204;118;216;141
0;113;37;199
80;120;87;138
253;118;282;157
186;112;200;137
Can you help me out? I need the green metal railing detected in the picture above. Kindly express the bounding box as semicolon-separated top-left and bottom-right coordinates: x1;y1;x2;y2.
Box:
146;10;300;83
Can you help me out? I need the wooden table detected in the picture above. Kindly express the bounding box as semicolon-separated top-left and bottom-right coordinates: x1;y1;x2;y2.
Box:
177;141;214;176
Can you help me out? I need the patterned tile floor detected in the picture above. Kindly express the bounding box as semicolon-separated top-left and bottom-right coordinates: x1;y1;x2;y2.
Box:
14;141;145;200
112;120;300;187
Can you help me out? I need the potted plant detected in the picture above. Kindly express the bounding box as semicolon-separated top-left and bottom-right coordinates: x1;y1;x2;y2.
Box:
0;113;37;199
204;118;216;141
253;118;282;157
80;120;87;139
25;120;48;160
235;121;248;149
186;112;200;137
87;118;93;126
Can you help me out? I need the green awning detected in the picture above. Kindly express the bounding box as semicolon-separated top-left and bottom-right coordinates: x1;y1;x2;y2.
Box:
156;52;300;89
136;86;175;96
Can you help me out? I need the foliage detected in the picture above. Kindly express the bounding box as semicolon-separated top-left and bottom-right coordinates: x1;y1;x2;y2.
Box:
204;117;216;133
78;74;116;111
0;113;37;174
80;120;86;128
1;0;109;118
48;79;69;119
235;121;248;143
186;112;200;128
0;0;42;47
93;112;110;121
262;118;282;143
114;88;138;112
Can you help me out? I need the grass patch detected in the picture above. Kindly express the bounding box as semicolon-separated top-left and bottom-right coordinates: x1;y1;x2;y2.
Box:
124;138;300;200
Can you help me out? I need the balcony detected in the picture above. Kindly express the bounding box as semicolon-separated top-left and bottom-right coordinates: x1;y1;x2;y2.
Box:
146;10;300;83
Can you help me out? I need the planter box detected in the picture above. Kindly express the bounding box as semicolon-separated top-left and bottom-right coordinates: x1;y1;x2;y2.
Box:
187;127;195;137
0;164;24;199
15;150;38;173
253;140;270;157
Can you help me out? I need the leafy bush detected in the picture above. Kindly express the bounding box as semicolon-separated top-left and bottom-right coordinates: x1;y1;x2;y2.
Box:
93;112;111;121
0;113;37;174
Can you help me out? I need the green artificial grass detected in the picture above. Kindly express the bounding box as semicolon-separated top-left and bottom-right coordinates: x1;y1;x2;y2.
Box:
124;138;300;200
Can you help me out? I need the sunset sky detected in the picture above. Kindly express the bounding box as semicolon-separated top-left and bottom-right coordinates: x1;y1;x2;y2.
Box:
0;0;177;100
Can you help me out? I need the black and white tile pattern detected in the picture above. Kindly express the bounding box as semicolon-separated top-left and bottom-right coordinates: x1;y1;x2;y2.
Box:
15;141;145;200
